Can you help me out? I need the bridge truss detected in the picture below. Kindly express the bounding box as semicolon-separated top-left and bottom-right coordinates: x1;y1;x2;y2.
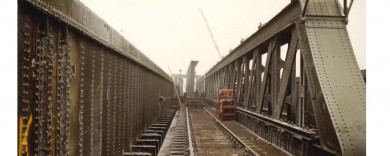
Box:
199;0;365;155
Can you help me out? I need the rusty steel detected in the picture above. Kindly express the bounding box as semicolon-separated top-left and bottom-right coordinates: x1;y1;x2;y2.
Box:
17;0;174;155
18;0;366;155
199;0;365;155
185;108;195;156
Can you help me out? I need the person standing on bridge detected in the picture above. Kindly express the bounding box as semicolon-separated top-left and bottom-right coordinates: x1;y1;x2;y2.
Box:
158;96;165;117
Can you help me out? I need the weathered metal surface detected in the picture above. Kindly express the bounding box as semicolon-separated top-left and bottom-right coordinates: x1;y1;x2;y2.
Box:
23;0;171;82
204;105;290;156
167;106;195;156
125;103;177;156
188;108;245;155
17;0;174;155
205;2;301;77
201;0;365;155
297;0;366;154
273;29;299;119
203;107;259;156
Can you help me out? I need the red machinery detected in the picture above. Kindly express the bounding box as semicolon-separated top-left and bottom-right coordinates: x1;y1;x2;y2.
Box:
217;89;237;120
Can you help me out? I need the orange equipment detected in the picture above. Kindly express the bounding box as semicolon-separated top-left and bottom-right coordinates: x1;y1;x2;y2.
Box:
217;89;237;120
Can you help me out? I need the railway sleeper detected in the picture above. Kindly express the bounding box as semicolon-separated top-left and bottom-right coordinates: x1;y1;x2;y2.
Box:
131;145;157;156
155;121;169;126
122;152;152;156
157;117;172;122
124;107;177;156
149;127;166;135
215;122;242;149
145;130;165;140
170;108;194;155
136;139;160;152
152;123;168;128
170;151;187;155
141;133;163;146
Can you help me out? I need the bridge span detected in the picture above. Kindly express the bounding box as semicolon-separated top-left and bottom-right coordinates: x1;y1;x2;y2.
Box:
17;0;365;155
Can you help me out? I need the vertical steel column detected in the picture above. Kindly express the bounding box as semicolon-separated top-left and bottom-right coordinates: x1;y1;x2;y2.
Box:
228;63;234;89
243;55;250;109
232;60;239;96
186;61;198;96
236;58;243;107
244;51;259;110
270;37;281;116
254;49;263;112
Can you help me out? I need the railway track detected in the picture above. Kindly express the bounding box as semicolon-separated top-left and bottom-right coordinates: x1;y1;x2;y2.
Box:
154;103;290;156
200;105;289;156
168;107;196;156
17;0;365;155
159;104;247;156
188;107;245;156
203;108;259;156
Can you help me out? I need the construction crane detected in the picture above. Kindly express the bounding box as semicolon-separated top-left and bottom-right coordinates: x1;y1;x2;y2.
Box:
199;9;222;59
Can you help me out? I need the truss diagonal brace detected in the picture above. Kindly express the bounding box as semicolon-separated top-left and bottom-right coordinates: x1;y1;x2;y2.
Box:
273;29;299;119
258;37;278;113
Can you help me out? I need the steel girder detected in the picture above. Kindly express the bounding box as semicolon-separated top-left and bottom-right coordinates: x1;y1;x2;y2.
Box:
202;0;365;155
17;0;174;155
186;61;199;97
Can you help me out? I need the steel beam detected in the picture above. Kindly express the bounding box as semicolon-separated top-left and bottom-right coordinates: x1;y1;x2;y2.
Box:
236;57;244;107
202;0;365;155
258;38;277;113
186;61;199;96
296;1;365;154
205;2;301;77
236;107;316;140
18;0;175;155
273;30;299;119
23;0;172;82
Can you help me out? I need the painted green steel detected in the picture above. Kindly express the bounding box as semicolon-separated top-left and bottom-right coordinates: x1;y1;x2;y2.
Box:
302;0;365;155
205;2;301;77
202;0;365;155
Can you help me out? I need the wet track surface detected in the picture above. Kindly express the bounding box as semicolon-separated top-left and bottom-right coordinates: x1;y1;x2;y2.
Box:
157;104;290;156
189;108;245;156
204;106;289;156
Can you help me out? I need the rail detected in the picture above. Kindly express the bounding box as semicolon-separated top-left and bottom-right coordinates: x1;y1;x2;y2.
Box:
203;108;260;156
201;0;365;155
185;107;195;156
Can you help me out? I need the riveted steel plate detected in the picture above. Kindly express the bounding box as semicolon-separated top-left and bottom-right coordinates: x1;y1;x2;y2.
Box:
24;0;172;82
305;18;365;155
305;0;343;16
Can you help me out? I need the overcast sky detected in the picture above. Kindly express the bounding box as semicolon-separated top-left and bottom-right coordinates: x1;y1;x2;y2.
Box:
79;0;365;75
